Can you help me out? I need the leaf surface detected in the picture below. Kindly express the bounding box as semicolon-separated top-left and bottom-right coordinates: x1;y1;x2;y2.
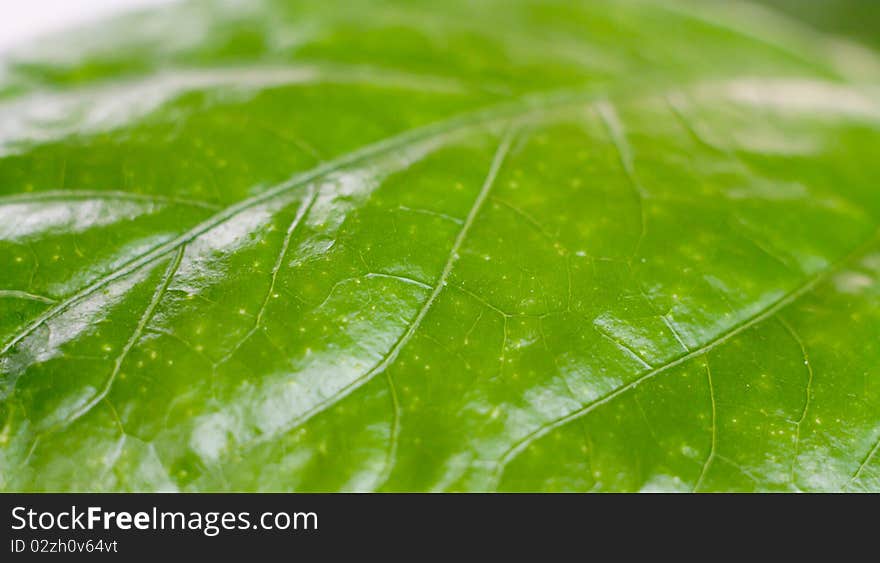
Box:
1;0;880;492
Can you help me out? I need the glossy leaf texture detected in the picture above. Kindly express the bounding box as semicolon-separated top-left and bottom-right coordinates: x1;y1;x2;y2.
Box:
1;0;880;492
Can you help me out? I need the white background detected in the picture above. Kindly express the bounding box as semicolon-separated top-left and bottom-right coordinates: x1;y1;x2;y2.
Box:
0;0;177;52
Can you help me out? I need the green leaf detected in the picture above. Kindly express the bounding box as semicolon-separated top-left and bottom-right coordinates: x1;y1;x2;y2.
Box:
1;0;879;492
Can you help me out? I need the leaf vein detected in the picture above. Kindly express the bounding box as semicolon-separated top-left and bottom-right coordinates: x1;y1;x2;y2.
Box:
0;87;586;359
596;100;648;260
58;245;185;429
215;188;318;367
694;359;717;492
247;128;516;452
778;315;814;487
492;226;880;488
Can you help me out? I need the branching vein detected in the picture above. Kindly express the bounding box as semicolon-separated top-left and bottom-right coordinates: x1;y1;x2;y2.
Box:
0;290;57;304
778;315;814;486
596;100;648;260
248;128;517;448
57;246;185;429
850;434;880;488
0;189;221;210
694;359;717;492
216;188;317;366
0;87;586;359
492;226;880;487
